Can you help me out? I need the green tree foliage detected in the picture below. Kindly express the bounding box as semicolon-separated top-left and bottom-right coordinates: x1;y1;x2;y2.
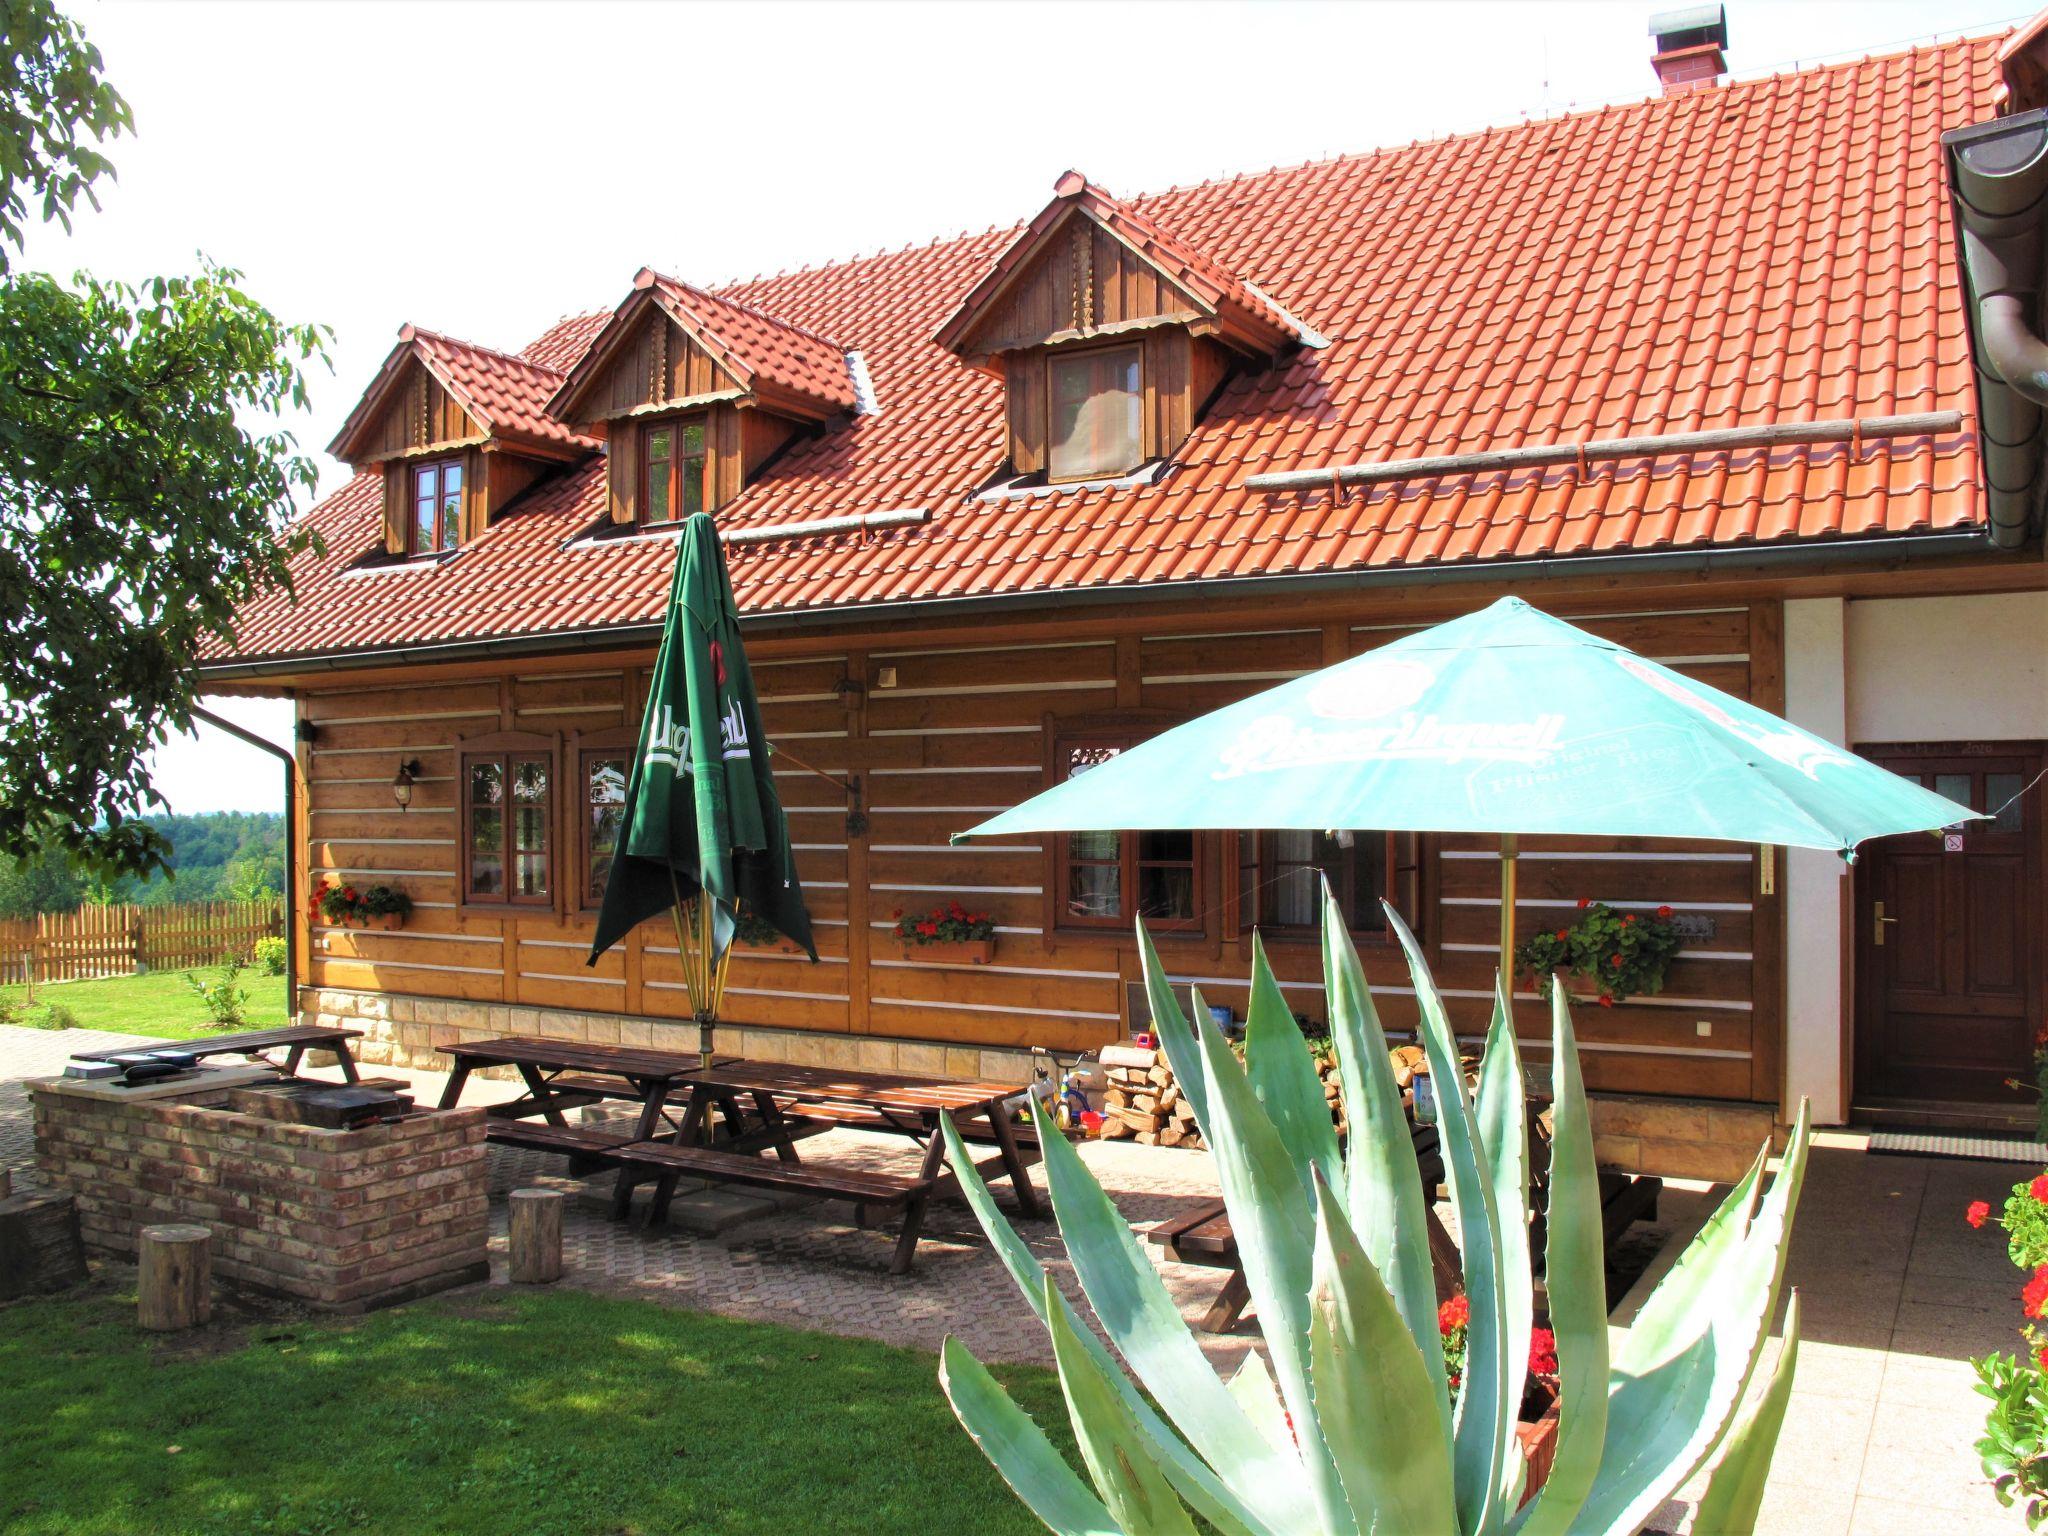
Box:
0;1;328;883
0;809;283;915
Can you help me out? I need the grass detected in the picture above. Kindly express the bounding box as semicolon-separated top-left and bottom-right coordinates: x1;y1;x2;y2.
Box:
0;968;291;1040
0;1283;1065;1536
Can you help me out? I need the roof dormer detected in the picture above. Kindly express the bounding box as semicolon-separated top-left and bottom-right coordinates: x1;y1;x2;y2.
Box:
936;171;1320;486
548;270;860;528
330;325;596;560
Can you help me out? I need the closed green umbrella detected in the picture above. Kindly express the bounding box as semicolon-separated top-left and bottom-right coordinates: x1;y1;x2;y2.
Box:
588;513;815;1062
961;597;1978;980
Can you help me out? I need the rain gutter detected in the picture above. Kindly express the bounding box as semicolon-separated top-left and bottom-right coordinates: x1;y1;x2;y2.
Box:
189;705;298;999
195;527;1992;682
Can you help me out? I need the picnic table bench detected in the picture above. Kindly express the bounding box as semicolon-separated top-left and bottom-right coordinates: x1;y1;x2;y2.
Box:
439;1040;1048;1273
74;1024;365;1083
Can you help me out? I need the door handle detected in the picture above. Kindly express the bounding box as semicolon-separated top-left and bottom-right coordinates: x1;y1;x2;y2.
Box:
1873;901;1898;946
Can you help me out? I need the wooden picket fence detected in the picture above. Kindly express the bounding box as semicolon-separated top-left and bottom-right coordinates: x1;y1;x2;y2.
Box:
0;900;283;988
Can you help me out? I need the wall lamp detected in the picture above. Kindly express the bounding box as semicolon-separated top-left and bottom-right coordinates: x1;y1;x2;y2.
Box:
392;758;422;810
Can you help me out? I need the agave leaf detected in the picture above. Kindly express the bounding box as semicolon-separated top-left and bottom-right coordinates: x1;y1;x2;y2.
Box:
1390;906;1511;1536
1510;987;1610;1536
1044;1274;1200;1536
938;1114;1282;1536
939;1335;1125;1536
1195;1011;1358;1534
1226;1352;1295;1458
1137;920;1210;1136
1308;1173;1461;1535
1691;1293;1802;1536
1245;930;1344;1204
1324;889;1450;1430
1575;1103;1812;1534
1023;1094;1317;1531
1476;975;1534;1517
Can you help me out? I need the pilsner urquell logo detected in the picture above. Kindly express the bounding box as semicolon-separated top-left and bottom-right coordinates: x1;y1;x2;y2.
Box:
643;699;751;773
1211;654;1565;777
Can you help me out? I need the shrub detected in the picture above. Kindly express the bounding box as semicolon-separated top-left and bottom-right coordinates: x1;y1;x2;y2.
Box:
182;961;248;1025
252;936;287;975
1969;1175;2048;1526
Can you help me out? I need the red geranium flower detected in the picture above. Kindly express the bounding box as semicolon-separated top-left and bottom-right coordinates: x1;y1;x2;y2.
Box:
1528;1326;1559;1377
1610;954;1624;967
916;920;939;938
1598;994;1613;1008
2031;1174;2048;1205
1576;897;1591;910
1438;1294;1469;1333
1554;929;1569;942
2024;1266;2048;1319
1656;904;1674;919
2038;1344;2048;1372
1968;1200;1992;1229
1621;914;1635;926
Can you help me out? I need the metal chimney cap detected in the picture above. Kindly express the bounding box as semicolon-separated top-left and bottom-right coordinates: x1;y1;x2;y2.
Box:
1650;4;1727;45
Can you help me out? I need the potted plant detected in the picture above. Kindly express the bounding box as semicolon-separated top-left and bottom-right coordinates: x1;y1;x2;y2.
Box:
1441;1291;1564;1489
1514;897;1683;1008
893;901;996;964
1964;1172;2048;1524
361;885;412;931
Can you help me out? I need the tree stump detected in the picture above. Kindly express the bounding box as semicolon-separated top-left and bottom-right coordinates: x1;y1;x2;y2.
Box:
508;1189;563;1284
137;1223;212;1330
0;1187;88;1301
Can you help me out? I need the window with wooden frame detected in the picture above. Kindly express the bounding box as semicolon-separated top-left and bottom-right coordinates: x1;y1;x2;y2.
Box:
1232;829;1422;942
1048;731;1202;932
459;731;555;907
641;416;709;525
1047;343;1142;482
409;457;464;555
571;726;636;909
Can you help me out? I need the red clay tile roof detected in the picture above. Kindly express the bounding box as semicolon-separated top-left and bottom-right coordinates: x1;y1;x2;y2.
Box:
328;326;598;461
220;35;1999;668
934;170;1307;356
645;271;860;416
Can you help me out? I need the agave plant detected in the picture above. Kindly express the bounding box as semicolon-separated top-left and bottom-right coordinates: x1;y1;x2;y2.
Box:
937;889;1809;1535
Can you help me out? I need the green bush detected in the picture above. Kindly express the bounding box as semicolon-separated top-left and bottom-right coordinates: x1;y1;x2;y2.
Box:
251;936;287;976
181;961;248;1026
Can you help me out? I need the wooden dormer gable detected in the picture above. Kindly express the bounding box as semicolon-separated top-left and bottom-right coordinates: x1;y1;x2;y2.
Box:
548;269;859;430
934;171;1311;368
329;326;596;559
549;270;861;527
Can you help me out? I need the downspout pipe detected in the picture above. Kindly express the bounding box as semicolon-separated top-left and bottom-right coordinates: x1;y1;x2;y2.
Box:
189;704;299;1016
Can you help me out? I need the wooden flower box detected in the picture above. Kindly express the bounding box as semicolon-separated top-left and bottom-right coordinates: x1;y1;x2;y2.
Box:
898;938;995;965
738;935;805;956
366;912;405;932
1515;1381;1562;1504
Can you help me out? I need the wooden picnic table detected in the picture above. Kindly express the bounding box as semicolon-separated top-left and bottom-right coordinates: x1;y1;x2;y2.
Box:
74;1024;365;1083
438;1040;1046;1273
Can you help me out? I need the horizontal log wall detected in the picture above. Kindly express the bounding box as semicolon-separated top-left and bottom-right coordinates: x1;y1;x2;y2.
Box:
294;599;1784;1106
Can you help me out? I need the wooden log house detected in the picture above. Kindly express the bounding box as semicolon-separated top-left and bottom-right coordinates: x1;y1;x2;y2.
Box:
204;28;2048;1179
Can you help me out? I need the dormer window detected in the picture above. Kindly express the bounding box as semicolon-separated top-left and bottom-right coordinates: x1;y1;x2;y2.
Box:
643;418;708;525
410;458;464;555
934;172;1319;487
1049;344;1142;482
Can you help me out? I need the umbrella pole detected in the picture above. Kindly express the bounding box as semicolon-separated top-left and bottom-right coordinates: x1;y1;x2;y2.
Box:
1498;832;1519;997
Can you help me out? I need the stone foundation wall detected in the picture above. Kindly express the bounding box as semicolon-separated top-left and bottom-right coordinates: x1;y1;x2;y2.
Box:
32;1077;488;1312
301;986;1042;1087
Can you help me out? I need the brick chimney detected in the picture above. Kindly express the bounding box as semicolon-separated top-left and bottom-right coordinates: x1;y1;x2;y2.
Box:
1650;4;1729;95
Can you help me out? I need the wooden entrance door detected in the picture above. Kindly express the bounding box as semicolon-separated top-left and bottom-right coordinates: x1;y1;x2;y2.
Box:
1853;744;2044;1105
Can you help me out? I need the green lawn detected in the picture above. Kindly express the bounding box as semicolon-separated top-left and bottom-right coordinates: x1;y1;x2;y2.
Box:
0;1284;1063;1536
0;969;291;1040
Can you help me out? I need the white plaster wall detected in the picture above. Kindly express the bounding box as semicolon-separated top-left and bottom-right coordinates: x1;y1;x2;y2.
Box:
1783;598;1849;1125
1845;591;2048;745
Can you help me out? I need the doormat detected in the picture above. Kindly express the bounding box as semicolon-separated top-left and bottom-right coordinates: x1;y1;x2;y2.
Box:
1868;1129;2048;1165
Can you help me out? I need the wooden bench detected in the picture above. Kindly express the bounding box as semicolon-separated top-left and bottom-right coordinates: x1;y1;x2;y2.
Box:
484;1121;631;1176
616;1139;937;1274
75;1024;364;1082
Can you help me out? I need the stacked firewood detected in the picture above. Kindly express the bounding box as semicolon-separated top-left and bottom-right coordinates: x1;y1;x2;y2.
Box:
1096;1040;1433;1149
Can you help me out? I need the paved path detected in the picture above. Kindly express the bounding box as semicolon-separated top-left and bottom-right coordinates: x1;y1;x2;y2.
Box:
0;1023;2024;1533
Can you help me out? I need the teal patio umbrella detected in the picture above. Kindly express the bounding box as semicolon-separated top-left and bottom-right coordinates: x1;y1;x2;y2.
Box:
588;513;815;1061
961;597;1979;981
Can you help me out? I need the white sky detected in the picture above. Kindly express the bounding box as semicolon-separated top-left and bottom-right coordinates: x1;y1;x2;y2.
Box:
46;0;2016;815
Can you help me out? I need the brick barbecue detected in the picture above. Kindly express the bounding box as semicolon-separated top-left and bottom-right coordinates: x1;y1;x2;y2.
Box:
31;1069;487;1312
